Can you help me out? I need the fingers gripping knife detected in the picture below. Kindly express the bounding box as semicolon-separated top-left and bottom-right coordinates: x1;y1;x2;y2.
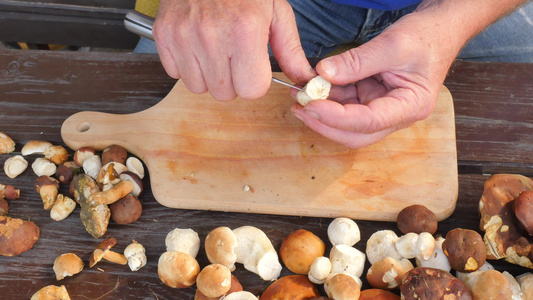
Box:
123;11;302;90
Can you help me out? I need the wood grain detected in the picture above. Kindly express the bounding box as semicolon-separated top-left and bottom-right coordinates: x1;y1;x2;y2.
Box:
61;74;458;221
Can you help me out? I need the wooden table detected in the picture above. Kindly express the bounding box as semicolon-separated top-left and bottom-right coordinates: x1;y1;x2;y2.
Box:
0;49;532;299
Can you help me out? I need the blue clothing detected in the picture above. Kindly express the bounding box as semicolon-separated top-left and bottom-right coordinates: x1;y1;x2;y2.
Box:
330;0;421;10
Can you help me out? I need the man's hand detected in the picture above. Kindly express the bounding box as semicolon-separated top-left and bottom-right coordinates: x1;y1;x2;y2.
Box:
153;0;314;101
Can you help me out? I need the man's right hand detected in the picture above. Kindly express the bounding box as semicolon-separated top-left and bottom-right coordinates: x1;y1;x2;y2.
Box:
153;0;315;101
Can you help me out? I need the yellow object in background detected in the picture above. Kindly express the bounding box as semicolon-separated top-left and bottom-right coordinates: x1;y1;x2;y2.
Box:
135;0;161;18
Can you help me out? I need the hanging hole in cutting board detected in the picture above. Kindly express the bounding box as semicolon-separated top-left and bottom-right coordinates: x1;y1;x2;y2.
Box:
77;122;91;133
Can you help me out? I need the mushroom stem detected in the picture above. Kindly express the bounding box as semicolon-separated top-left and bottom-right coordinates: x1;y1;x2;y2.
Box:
88;180;133;205
93;248;128;265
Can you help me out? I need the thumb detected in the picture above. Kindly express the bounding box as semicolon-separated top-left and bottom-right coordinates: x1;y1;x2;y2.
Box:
269;0;316;84
316;38;392;86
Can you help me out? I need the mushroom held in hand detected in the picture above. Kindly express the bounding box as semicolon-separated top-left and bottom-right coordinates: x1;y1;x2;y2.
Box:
442;228;486;273
280;229;325;275
53;253;84;280
296;75;332;106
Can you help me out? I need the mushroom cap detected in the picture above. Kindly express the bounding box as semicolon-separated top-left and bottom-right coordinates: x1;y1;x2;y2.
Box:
416;236;451;272
205;226;237;271
109;194;142;225
196;264;232;298
400;267;471;300
223;291;258;300
324;273;361;300
101;144;128;165
195;275;243;300
21;140;52;156
359;289;401;300
31;285;71;300
330;244;366;278
396;204;438;235
514;191;533;235
124;241;147;272
395;232;419;259
308;256;332;284
119;171;144;196
517;273;533;300
327;217;360;246
89;238;117;267
158;251;200;288
470;270;513;300
366;230;402;265
280;229;325;275
53;253;84;280
73;147;96;166
0;216;40;256
367;257;414;289
259;275;320;300
165;228;200;258
442;228;486;272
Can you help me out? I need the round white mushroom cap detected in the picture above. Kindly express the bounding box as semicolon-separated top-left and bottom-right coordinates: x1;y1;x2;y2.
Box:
366;230;402;265
165;228;200;258
330;244;366;278
327;217;360;247
308;256;332;284
124;241;147;272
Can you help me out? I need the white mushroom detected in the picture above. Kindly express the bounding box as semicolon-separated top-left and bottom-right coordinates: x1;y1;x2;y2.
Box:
126;156;145;179
32;157;57;177
517;273;533;300
232;225;282;281
165;228;201;258
329;244;366;278
366;230;402;265
124;241;147;272
50;194;77;221
205;226;237;271
296;75;332;106
415;232;436;261
82;155;102;179
327;217;360;247
396;232;418;259
416;236;451;272
21;140;52;156
3;155;28;178
366;257;414;289
308;256;332;284
223;291;258;300
502;271;524;300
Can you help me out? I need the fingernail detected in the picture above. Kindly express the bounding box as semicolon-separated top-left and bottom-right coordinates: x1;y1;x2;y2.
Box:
304;110;320;120
320;59;337;77
293;113;304;122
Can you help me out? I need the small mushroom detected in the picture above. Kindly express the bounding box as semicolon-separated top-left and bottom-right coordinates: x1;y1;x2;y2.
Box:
259;275;320;299
397;204;438;235
73;147;96;166
53;253;84;280
280;229;325;275
165;228;201;258
21;140;52;156
416;236;451;272
400;267;472;300
0;216;40;256
119;171;144;196
126;156;145;179
124;240;147;271
442;228;486;273
395;232;419;259
470;270;513;300
70;173;110;238
89;238;128;267
359;289;401;300
330;244;366;278
0;184;20;201
31;285;70;300
415;232;436;261
514;190;533;236
367;257;414;290
324;273;361;300
109;194;142;224
0;131;15;154
95;162;125;191
196;264;232;298
366;230;402;265
32;157;57;177
158;251;200;288
517;272;533;300
0;198;8;216
55;161;80;185
223;291;258;300
205;226;237;271
296;75;332;106
50;194;77;221
34;176;60;210
44;145;69;165
327;217;360;247
101;145;128;165
308;256;332;284
3;155;28;178
195;275;243;300
82;155;102;179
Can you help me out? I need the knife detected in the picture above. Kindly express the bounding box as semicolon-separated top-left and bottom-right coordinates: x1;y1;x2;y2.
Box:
124;11;303;91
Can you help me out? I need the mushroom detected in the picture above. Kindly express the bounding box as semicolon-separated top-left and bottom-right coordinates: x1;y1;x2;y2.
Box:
195;275;244;300
124;240;147;271
296;75;332;106
205;226;237;271
0;198;7;216
73;147;96;166
416;236;451;272
53;253;84;280
455;261;495;288
109;194;142;224
101;144;128;165
82;155;102;179
70;173;110;238
280;229;325;275
50;194;77;221
367;257;414;289
442;228;486;272
514;190;533;235
327;217;361;247
359;289;401;300
126;156;145;179
21;140;52;156
0;216;40;256
397;204;438;235
366;230;402;265
400;267;472;300
3;155;28;178
31;285;70;300
89;238;128;267
34;176;60;210
395;232;419;259
0;184;20;201
119;171;143;196
223;291;258;300
43;145;69;165
95;162;127;191
55;161;80;185
517;272;533;300
158;251;201;288
502;271;524;300
165;228;201;258
233;225;282;281
329;244;366;278
0;131;15;154
469;270;513;300
196;264;232;298
259;275;320;299
308;256;332;284
32;157;57;177
415;232;436;261
324;273;361;300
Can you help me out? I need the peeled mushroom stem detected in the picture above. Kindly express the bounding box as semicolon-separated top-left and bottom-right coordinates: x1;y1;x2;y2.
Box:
90;238;128;267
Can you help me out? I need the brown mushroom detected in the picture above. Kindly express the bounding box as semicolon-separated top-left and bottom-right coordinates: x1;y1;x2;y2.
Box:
195;275;243;300
101;145;128;165
280;229;325;275
0;216;40;256
44;145;69;165
0;198;8;216
0;184;20;201
367;257;414;289
119;171;144;197
204;226;237;271
31;285;71;300
89;238;128;267
397;204;438;235
324;273;361;300
514;190;533;236
400;267;472;300
158;251;200;288
259;275;320;300
359;289;401;300
0;131;15;154
73;147;96;166
442;228;486;273
34;175;60;210
109;194;142;224
470;270;513;300
53;253;84;280
196;264;232;298
55;161;80;185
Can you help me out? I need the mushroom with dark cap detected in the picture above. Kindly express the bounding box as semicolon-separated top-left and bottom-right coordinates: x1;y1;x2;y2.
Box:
89;238;128;267
34;175;60;210
442;228;486;273
401;267;472;300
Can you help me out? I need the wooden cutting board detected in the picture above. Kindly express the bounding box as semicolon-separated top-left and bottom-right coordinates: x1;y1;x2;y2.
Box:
61;73;458;222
